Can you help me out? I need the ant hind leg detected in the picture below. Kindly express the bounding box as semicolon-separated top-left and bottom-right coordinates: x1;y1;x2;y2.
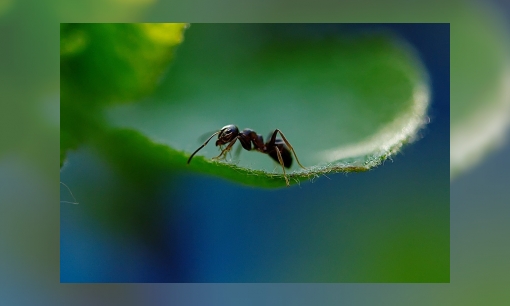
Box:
275;146;290;186
275;130;306;169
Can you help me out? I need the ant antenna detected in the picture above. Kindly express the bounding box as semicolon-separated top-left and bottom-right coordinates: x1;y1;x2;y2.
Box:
187;131;220;164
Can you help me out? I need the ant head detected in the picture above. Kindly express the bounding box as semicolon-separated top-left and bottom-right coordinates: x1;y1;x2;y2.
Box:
216;124;238;145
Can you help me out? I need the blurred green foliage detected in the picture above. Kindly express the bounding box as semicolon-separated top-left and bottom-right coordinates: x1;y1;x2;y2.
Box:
449;5;510;178
60;23;187;167
61;23;186;103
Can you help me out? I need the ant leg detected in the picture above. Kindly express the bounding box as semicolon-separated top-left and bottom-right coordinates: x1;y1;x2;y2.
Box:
213;137;238;161
273;130;306;169
218;144;232;160
188;131;220;164
275;146;290;186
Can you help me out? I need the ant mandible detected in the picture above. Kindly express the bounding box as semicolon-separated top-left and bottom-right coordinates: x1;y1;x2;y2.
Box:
187;124;306;186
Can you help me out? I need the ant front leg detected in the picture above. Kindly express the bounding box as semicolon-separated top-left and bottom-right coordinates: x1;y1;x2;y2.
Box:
212;137;238;161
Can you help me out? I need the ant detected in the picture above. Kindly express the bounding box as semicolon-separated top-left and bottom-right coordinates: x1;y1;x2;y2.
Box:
187;124;306;186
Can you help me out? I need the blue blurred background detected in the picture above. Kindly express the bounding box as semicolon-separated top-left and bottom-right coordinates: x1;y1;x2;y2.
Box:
60;23;449;283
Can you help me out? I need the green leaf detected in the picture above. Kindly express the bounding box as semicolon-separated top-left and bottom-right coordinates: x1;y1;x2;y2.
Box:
105;24;429;187
95;128;293;188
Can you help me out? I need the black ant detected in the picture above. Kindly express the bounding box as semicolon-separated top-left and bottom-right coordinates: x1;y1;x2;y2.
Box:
187;124;306;186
